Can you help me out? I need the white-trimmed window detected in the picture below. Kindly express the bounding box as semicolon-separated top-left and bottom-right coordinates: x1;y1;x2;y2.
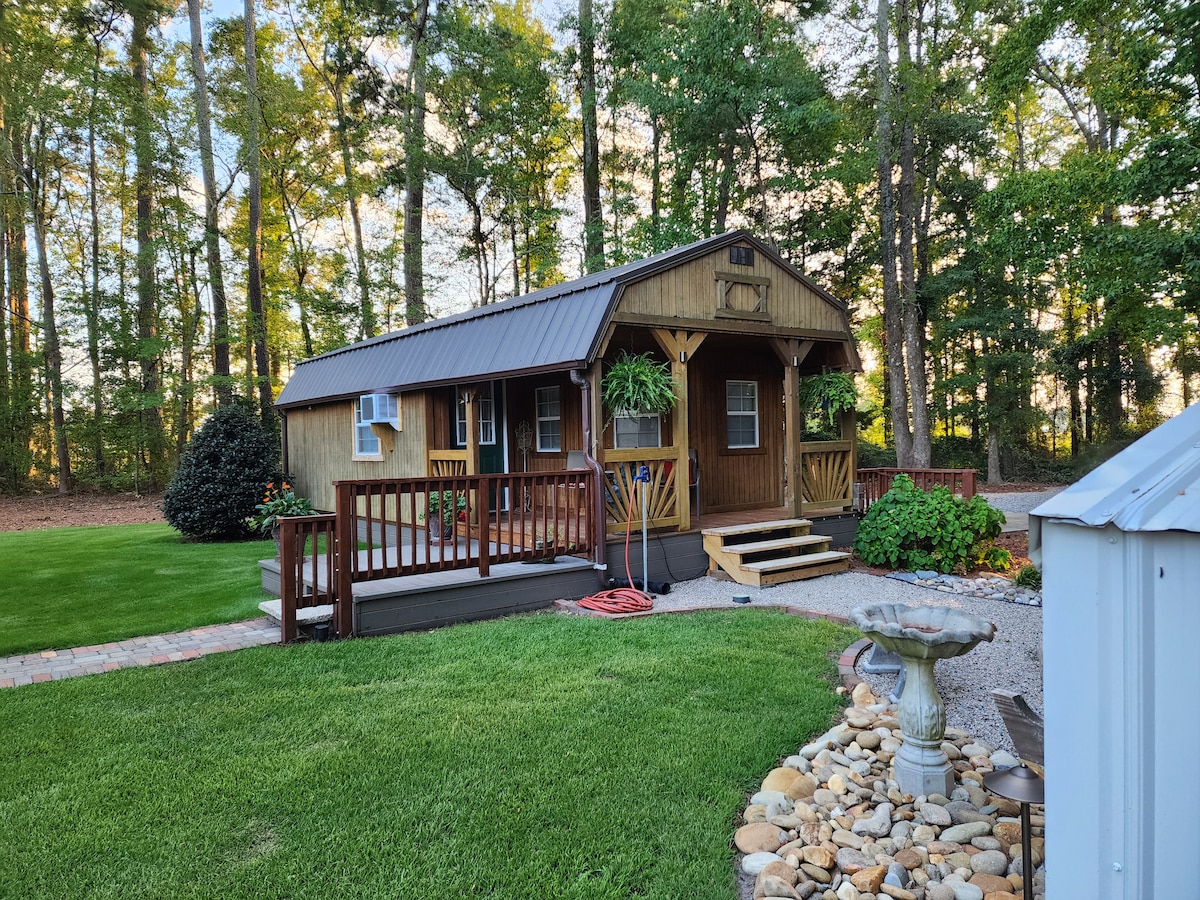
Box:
535;385;561;452
456;383;496;445
614;413;662;449
726;380;759;449
355;399;381;457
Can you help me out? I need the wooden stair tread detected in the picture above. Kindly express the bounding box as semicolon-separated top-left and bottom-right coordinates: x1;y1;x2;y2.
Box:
720;535;830;555
701;518;812;537
740;551;850;573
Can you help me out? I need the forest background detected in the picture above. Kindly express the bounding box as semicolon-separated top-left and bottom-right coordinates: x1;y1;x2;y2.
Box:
0;0;1196;495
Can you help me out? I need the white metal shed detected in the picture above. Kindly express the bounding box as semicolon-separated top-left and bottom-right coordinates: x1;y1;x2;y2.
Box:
1030;403;1200;899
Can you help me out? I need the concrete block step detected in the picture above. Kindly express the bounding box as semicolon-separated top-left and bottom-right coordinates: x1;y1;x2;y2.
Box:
258;598;334;626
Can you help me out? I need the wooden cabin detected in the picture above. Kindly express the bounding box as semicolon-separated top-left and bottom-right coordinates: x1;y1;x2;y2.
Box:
269;231;863;639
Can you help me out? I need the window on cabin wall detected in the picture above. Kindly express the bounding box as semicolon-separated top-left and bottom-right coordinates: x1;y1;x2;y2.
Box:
614;414;662;449
726;380;759;448
456;383;496;445
535;385;561;452
354;398;381;457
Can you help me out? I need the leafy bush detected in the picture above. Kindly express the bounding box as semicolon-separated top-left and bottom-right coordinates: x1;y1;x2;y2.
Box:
163;402;280;541
1014;563;1042;589
854;474;1008;573
857;440;897;468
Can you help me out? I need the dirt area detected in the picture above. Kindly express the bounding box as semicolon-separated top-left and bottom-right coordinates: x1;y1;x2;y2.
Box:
979;481;1067;494
0;492;166;532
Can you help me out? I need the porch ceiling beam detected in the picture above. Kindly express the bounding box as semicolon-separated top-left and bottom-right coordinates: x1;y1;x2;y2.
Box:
612;311;850;345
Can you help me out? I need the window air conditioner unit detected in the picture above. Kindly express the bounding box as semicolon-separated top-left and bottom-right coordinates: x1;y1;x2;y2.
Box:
360;393;399;426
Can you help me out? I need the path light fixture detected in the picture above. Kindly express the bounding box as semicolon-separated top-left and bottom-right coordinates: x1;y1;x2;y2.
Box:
983;764;1045;900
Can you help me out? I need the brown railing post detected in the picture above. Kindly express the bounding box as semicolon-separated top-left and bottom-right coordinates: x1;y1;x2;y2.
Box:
279;518;298;643
334;482;355;638
477;474;490;578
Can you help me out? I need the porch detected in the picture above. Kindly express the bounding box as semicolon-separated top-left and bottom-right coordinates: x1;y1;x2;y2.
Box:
263;465;977;643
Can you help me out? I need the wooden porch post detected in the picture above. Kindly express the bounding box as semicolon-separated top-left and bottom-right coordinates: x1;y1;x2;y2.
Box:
771;339;814;518
463;387;480;527
840;406;858;497
652;328;706;531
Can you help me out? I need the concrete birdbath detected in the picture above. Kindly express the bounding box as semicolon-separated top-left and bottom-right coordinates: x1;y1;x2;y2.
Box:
852;602;995;798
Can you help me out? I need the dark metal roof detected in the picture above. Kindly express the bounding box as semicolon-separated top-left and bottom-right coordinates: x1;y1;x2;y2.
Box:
275;230;853;408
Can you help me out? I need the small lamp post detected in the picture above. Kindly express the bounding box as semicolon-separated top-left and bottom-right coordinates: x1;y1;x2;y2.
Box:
983;764;1045;900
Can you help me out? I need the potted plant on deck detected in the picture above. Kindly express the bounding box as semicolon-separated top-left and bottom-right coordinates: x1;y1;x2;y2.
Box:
248;481;314;558
424;490;467;542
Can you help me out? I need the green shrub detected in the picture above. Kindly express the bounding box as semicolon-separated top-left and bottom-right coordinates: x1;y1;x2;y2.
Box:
854;474;1008;573
163;402;280;542
1014;563;1042;589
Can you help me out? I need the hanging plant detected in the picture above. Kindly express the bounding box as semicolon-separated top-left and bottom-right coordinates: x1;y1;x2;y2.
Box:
799;371;858;427
601;350;677;420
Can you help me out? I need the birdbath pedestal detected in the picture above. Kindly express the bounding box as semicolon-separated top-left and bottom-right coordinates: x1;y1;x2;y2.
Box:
852;602;995;799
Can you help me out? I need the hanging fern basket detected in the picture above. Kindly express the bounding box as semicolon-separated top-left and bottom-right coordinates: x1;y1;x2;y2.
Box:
600;350;678;420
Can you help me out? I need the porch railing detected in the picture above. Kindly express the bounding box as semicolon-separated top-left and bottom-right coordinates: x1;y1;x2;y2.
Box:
800;440;855;514
275;471;596;641
856;467;978;513
603;447;680;534
277;513;338;644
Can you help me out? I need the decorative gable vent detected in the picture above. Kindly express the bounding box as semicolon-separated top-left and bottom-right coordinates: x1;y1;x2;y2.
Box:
729;246;754;267
359;393;399;426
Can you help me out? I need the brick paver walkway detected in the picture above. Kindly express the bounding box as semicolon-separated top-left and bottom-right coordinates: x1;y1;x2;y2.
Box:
0;618;280;688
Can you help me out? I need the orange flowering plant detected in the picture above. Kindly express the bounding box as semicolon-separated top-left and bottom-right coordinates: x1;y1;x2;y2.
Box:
248;481;314;533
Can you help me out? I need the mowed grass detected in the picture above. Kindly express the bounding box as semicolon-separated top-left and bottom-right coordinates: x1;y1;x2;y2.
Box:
0;523;273;657
0;610;856;900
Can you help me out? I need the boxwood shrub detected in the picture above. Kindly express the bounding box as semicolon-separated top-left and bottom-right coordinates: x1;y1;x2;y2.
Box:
163;402;279;541
854;474;1009;573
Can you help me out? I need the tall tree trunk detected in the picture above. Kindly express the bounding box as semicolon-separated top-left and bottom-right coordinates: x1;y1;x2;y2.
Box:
403;28;427;326
87;35;106;475
333;79;375;339
186;0;232;406
896;0;930;467
26;157;71;492
877;0;912;465
244;0;273;424
132;3;169;488
578;0;603;271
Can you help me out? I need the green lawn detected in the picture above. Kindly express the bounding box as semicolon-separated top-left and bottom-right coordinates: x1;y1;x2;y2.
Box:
0;610;855;900
0;523;273;657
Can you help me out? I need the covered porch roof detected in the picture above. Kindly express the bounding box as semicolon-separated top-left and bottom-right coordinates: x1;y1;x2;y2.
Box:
275;230;859;410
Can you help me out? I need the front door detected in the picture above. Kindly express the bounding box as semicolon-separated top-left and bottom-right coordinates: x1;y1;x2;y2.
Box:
454;381;508;508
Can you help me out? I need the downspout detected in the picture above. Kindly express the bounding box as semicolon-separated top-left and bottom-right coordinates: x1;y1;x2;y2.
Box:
279;408;289;474
571;368;608;586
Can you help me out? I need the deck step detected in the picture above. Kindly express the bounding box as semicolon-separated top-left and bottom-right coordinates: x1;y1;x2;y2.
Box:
703;517;849;587
719;535;830;555
739;551;851;586
740;551;849;573
701;518;811;538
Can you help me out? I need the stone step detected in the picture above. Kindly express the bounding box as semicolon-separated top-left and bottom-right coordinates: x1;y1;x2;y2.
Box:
258;598;334;626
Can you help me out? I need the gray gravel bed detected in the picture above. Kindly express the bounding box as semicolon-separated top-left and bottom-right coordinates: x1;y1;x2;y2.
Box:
979;487;1065;514
646;572;1042;754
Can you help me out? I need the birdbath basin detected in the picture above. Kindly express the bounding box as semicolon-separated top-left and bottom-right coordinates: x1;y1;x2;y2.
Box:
852;602;995;798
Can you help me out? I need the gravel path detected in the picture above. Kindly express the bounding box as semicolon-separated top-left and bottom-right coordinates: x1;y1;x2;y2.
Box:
978;488;1064;514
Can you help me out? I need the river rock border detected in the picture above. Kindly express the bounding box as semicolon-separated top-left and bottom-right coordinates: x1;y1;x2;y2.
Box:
734;678;1046;900
885;572;1042;608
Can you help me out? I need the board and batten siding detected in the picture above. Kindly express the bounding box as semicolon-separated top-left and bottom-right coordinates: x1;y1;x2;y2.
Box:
689;347;784;512
285;393;428;512
615;244;846;335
